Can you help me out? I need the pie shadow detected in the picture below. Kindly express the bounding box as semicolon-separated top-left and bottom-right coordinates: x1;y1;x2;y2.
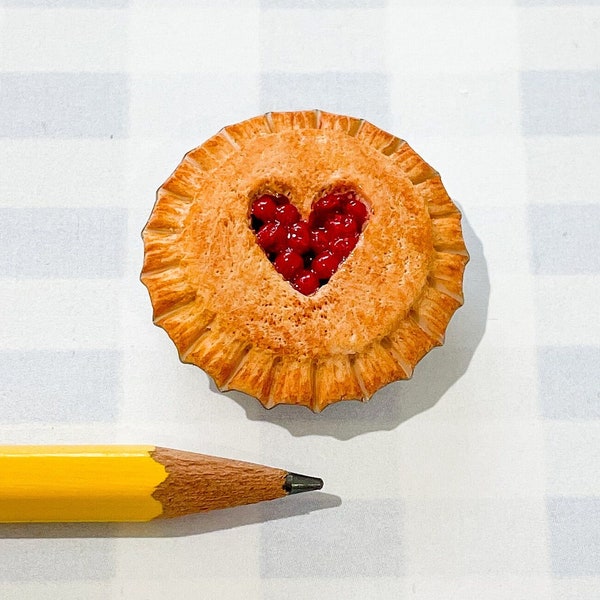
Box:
223;211;489;440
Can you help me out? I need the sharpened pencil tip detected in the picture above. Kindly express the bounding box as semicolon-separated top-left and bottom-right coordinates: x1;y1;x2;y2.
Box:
284;472;324;495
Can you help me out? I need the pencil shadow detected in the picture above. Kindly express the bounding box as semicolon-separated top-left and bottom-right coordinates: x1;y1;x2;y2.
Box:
222;210;489;440
0;492;341;539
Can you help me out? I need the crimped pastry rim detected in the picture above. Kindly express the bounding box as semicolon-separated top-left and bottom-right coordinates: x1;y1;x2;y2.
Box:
141;110;469;412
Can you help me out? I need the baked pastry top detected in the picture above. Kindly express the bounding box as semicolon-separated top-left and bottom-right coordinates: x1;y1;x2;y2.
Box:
141;110;468;412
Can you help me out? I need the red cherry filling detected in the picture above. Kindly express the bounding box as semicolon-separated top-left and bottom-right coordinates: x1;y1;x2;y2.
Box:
287;221;311;254
275;203;300;226
326;213;358;238
331;233;358;259
250;189;370;295
251;195;278;222
314;194;341;215
274;249;304;280
255;221;287;252
312;250;341;279
345;197;368;227
309;229;330;254
292;269;320;296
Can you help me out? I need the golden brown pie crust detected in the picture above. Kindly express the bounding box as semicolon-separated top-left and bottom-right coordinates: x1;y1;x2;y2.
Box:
141;110;468;412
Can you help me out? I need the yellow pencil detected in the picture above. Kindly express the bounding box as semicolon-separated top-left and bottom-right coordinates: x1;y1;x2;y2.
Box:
0;445;323;523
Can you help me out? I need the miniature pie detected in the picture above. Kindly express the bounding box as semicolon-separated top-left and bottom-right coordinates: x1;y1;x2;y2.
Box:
141;110;468;412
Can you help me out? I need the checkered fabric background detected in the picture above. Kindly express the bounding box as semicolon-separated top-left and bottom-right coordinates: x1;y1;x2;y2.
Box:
0;0;599;598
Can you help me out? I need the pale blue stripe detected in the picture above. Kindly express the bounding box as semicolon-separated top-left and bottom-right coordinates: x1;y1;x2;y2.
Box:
0;207;127;278
261;0;386;7
528;205;600;275
537;346;600;419
518;0;600;5
547;496;600;576
0;539;115;580
0;73;128;138
260;72;390;129
0;0;128;6
131;72;259;140
260;499;404;577
521;71;600;136
0;350;120;423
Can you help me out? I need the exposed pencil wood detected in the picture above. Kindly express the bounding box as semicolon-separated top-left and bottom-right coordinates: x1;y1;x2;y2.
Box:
151;447;288;518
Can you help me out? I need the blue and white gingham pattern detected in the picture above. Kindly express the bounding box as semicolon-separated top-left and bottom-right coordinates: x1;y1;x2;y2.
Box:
0;1;599;598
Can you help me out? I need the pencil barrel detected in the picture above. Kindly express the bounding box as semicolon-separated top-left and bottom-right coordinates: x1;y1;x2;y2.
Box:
0;445;166;522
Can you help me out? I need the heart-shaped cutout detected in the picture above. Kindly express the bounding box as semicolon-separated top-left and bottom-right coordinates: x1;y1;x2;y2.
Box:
250;188;370;295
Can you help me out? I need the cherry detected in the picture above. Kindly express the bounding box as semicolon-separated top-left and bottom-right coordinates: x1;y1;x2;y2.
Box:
251;195;278;223
344;197;368;229
274;249;304;281
310;228;330;254
271;193;289;206
312;250;341;279
292;269;320;296
255;221;287;252
314;194;341;216
331;234;359;259
275;203;300;226
287;221;311;254
326;214;358;238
